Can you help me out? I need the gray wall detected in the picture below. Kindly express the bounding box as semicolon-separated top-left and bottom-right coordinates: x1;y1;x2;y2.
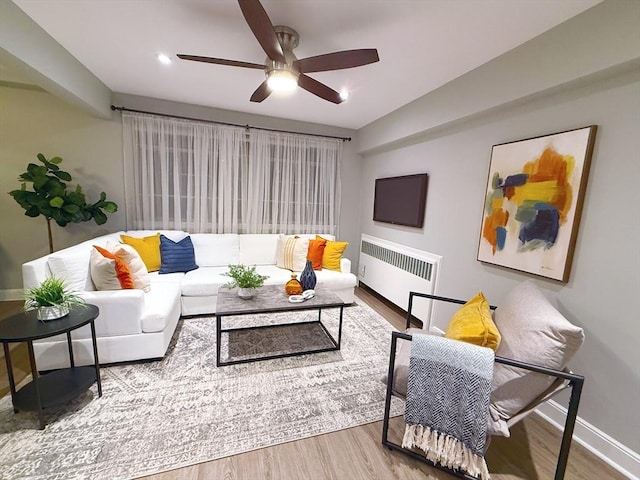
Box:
0;87;360;295
359;66;639;453
356;0;640;455
0;85;125;295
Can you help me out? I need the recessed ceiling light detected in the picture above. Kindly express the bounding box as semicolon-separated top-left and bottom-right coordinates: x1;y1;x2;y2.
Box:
339;89;349;101
156;53;172;65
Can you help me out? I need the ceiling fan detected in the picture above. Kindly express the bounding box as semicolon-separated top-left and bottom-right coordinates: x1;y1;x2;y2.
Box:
177;0;379;104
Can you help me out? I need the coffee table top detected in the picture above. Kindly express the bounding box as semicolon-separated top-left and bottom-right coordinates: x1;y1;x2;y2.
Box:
216;284;345;316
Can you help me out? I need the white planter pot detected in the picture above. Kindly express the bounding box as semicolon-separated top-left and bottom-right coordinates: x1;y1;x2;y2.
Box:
36;305;70;321
237;288;256;300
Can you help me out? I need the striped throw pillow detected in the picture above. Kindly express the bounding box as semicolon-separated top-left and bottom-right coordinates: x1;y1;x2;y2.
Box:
276;235;310;272
159;235;199;274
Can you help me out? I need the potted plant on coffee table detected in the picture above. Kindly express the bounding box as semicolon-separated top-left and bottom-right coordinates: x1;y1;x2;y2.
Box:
222;264;269;300
25;277;86;321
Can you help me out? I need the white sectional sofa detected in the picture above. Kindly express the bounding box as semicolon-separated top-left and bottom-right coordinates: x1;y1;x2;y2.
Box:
22;230;357;370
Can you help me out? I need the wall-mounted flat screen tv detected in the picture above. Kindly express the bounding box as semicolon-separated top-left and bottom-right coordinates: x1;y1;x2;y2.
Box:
373;173;428;228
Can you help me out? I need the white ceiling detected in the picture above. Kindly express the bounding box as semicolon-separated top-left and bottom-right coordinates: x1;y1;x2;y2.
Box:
11;0;600;130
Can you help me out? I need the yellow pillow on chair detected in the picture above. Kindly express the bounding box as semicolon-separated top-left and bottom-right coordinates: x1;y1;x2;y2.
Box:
445;292;501;351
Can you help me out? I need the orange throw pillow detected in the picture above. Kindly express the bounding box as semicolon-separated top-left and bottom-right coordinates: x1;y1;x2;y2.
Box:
307;238;327;270
94;245;135;289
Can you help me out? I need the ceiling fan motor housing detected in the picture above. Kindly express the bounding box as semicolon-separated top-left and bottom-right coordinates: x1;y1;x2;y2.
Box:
267;26;300;77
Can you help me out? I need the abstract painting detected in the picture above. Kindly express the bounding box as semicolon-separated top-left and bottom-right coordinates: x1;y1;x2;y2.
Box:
477;126;597;282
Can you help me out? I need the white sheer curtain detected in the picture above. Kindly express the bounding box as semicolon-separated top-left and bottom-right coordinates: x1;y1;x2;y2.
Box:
122;112;342;234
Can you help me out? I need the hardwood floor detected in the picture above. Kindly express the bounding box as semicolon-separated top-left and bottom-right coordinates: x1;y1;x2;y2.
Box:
0;300;28;399
0;290;624;480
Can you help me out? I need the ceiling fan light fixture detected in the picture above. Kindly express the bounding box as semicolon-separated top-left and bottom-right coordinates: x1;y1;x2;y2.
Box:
267;70;298;92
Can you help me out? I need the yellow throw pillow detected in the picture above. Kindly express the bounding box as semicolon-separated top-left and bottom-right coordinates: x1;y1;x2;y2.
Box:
318;236;348;272
120;233;161;272
444;292;501;351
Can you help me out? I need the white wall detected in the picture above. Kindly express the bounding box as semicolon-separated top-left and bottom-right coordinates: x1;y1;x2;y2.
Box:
357;51;640;459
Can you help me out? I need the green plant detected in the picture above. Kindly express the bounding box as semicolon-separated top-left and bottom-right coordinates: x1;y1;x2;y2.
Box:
9;153;118;253
24;277;85;311
222;264;269;289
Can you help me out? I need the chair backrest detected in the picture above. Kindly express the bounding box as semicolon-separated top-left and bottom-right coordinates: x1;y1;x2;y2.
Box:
392;280;584;438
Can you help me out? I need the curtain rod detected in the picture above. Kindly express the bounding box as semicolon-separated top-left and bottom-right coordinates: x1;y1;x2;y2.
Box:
110;105;351;142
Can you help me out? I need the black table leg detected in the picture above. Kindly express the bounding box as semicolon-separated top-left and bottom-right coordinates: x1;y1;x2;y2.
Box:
26;341;45;430
89;320;102;397
3;342;18;413
216;315;222;367
66;331;75;367
337;306;344;349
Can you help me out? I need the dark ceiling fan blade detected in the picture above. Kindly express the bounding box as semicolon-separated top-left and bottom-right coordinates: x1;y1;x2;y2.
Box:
294;49;379;73
238;0;286;63
298;74;343;104
177;54;266;70
250;80;271;103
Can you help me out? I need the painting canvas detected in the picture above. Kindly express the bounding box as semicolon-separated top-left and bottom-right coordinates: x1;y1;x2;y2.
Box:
477;126;597;282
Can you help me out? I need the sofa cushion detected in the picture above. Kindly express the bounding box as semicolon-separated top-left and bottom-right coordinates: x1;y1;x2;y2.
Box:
444;292;501;351
159;235;199;274
490;280;584;436
181;266;230;297
48;249;94;293
140;282;182;333
276;235;310;271
121;233;162;272
258;266;296;285
191;233;239;266
239;234;279;265
314;269;358;290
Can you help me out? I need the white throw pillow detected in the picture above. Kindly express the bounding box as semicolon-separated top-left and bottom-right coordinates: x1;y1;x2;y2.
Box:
48;250;94;292
89;248;122;291
110;242;151;292
489;280;584;436
275;235;309;272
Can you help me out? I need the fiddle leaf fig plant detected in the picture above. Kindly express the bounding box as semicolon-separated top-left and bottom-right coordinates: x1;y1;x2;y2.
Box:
9;153;118;253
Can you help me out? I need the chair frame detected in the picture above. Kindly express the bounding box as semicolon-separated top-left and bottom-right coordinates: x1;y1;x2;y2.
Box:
381;291;585;480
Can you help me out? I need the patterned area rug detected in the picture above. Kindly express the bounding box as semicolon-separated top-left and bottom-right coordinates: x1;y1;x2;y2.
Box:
0;302;404;480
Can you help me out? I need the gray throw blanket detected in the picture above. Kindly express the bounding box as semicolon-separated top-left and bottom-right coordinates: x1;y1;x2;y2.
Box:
402;334;494;479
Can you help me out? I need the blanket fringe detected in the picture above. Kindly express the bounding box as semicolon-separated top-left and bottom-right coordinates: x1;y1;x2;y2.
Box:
402;424;490;480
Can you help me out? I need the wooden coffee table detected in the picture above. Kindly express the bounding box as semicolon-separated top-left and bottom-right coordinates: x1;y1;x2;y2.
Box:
215;285;345;366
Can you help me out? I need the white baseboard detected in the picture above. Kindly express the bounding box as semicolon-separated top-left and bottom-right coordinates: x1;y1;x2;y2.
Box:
535;400;640;479
0;289;23;301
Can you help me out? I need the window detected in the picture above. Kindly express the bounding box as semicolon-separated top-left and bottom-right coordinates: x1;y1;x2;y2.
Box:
123;112;342;234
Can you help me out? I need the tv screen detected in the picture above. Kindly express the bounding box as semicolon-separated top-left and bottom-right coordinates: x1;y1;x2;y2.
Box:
373;173;428;228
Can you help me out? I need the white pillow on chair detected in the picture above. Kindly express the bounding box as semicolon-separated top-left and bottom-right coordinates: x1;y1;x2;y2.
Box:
489;280;584;436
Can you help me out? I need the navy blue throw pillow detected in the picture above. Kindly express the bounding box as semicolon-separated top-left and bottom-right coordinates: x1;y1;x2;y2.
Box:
159;234;199;274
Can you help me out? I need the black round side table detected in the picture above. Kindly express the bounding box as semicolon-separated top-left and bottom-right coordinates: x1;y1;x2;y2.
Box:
0;304;102;429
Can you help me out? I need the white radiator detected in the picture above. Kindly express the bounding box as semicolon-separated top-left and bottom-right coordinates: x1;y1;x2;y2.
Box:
358;234;441;330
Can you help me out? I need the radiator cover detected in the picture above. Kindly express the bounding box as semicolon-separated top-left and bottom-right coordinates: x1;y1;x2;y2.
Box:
358;234;441;330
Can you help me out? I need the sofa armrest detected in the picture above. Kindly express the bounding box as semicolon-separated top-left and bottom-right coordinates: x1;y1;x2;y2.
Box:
79;290;145;324
340;257;352;274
